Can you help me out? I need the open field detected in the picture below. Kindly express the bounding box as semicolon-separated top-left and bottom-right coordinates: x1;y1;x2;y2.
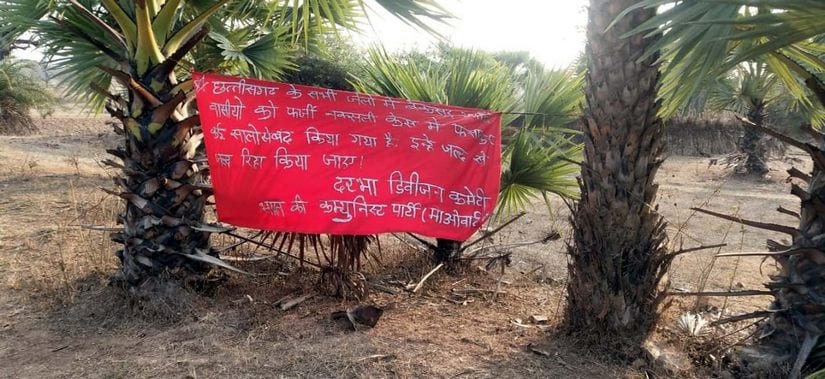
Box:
0;116;809;378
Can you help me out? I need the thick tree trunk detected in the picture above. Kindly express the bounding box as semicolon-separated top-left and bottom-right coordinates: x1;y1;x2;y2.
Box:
739;105;768;175
114;158;213;285
566;0;672;353
108;74;216;287
739;147;825;377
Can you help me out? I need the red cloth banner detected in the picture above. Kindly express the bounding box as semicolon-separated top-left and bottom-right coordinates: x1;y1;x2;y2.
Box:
193;72;501;241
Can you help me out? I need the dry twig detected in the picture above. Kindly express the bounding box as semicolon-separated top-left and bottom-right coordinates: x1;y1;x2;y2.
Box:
409;263;444;293
279;294;313;311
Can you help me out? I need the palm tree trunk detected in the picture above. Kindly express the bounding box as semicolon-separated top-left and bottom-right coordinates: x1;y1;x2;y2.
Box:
113;146;213;286
738;116;825;377
566;0;672;352
740;163;825;377
107;71;216;287
740;104;768;175
435;238;461;263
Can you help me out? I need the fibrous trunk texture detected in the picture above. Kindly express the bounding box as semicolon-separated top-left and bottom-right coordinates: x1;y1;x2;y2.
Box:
739;134;825;377
106;71;215;287
740;104;768;175
566;0;672;353
113;136;212;286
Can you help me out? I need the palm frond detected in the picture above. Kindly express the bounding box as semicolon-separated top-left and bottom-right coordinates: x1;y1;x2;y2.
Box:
0;0;52;47
38;21;119;110
358;46;517;116
520;67;584;132
499;129;581;216
626;0;825;116
443;48;516;114
356;46;446;102
359;46;582;215
196;27;296;80
368;0;451;38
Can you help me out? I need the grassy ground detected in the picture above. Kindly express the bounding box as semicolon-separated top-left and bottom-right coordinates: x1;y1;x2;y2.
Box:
0;116;807;378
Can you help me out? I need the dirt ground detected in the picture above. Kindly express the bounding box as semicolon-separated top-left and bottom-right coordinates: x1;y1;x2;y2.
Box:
0;116;809;378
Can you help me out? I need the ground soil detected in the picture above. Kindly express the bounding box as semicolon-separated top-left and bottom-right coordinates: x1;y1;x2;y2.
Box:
0;116;809;378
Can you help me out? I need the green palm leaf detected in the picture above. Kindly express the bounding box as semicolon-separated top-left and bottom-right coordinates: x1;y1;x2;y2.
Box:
520;67;583;139
499;129;581;216
368;0;451;38
357;46;446;103
625;0;825;117
196;28;296;80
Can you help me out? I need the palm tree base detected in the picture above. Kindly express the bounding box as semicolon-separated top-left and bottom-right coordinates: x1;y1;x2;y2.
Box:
110;265;225;296
434;238;461;263
0;112;39;135
565;240;671;359
109;251;227;293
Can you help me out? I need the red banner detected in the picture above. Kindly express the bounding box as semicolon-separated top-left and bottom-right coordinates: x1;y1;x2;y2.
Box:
193;72;501;241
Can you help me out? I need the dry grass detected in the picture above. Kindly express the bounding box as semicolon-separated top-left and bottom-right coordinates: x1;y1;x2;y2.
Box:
0;173;118;303
0;116;806;378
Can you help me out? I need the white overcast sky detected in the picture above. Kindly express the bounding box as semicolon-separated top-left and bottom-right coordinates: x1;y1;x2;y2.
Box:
15;1;589;69
357;0;588;69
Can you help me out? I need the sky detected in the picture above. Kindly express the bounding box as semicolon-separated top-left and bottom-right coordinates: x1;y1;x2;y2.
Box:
14;1;589;69
356;0;588;69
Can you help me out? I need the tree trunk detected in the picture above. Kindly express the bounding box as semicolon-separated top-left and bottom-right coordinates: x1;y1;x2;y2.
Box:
566;0;672;353
740;104;768;175
739;136;825;377
435;238;461;263
113;138;214;286
107;70;216;287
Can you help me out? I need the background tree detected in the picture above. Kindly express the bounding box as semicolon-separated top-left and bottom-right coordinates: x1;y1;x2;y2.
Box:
703;60;825;175
0;58;54;135
707;61;783;175
0;16;53;135
0;0;449;288
279;35;367;91
565;0;673;356
628;1;825;376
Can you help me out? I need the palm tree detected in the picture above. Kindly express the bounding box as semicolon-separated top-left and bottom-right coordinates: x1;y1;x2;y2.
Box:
704;60;824;175
357;46;582;262
706;61;784;175
0;58;54;134
627;1;825;376
564;0;673;354
0;7;54;135
0;0;449;288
